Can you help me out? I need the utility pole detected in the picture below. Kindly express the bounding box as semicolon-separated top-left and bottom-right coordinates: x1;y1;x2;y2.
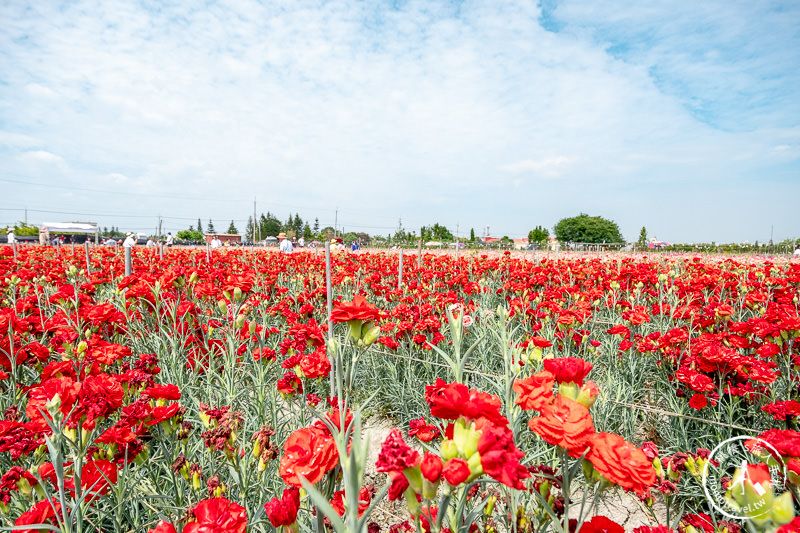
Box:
334;208;338;237
24;208;27;225
157;215;162;240
253;197;257;243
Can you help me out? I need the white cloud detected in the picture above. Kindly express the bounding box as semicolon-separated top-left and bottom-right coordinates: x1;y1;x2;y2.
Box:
503;157;572;177
20;150;67;167
25;83;59;99
0;132;39;149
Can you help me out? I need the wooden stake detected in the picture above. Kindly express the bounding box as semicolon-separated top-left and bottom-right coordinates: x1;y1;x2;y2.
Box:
325;241;334;398
398;249;403;290
124;247;132;277
84;241;91;275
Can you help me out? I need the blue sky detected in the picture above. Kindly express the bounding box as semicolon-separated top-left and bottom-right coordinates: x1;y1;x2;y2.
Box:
1;0;798;243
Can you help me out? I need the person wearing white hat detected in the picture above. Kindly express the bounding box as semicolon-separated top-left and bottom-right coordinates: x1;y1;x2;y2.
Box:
123;232;136;248
277;232;293;254
6;228;15;245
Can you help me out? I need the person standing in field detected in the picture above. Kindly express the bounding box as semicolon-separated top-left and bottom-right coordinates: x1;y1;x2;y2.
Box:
6;228;15;245
278;232;293;253
166;232;174;247
123;232;136;248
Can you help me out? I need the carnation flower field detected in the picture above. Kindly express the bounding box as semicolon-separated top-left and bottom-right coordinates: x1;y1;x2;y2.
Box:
1;245;799;533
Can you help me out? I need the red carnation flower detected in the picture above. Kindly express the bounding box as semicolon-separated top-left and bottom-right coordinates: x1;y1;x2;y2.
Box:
408;417;440;442
586;433;656;496
543;357;593;385
528;396;595;457
420;453;443;482
442;457;471;486
376;429;420;473
425;379;508;426
141;383;182;401
579;515;624;533
184;497;247;533
299;348;331;379
330;295;381;323
279;426;338;487
475;418;531;490
147;522;177;533
264;487;300;527
514;370;555;411
15;498;60;532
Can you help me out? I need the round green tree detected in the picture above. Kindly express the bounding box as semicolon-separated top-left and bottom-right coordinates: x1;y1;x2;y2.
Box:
528;225;549;246
553;214;624;244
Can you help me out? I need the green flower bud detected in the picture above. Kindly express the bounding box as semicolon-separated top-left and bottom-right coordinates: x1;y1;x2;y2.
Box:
404;485;420;515
467;452;483;481
45;394;62;418
403;466;423;494
361;323;381;346
559;382;580;401
453;419;479;457
771;491;795;525
484;495;496;516
348;319;363;341
441;440;459;461
422;477;439;500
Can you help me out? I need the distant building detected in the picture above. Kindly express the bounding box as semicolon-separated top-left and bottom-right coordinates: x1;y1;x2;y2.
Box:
513;238;529;250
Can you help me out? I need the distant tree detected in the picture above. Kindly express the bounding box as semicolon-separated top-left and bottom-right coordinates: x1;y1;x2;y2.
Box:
638;227;648;246
227;220;238;234
356;232;371;245
500;236;513;248
177;229;203;242
554;214;624;244
528;226;549;246
285;213;293;233
303;223;312;241
259;212;281;238
197;219;203;233
245;217;254;240
420;223;453;242
292;214;303;234
11;222;39;236
207;219;216;234
393;228;409;244
470;228;476;242
313;218;320;234
320;226;336;241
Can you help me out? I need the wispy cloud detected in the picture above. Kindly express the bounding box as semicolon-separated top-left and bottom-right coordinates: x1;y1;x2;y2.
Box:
502;157;572;178
0;0;797;241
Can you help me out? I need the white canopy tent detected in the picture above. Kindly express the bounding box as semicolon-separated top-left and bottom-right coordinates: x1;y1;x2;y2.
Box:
41;222;100;244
